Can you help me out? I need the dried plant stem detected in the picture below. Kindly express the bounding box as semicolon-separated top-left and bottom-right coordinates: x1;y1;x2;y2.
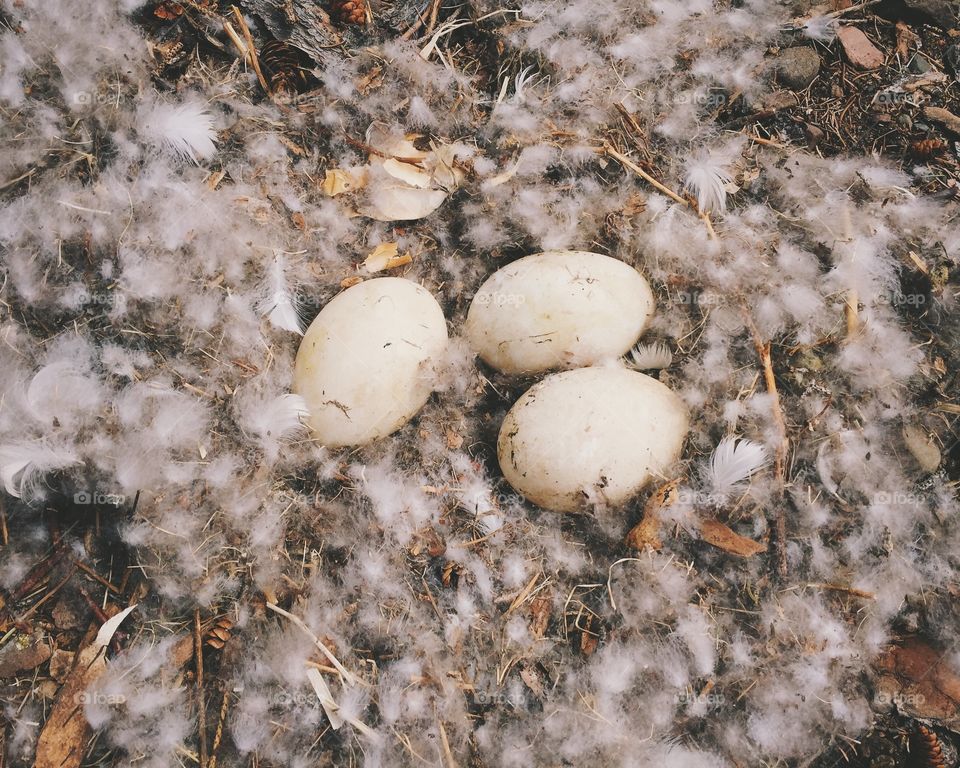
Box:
230;6;271;95
844;289;859;337
207;685;230;768
743;308;789;578
606;145;717;240
606;146;688;205
195;608;208;768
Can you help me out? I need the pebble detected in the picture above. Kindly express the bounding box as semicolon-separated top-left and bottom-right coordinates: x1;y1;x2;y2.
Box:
837;26;885;70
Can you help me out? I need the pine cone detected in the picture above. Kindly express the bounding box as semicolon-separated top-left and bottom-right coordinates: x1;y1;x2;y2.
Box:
331;0;366;25
260;40;309;96
911;138;947;161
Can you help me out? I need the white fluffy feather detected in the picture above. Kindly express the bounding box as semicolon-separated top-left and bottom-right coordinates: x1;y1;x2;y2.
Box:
702;436;770;496
683;156;733;213
258;256;303;335
626;341;674;370
0;441;79;498
139;98;217;163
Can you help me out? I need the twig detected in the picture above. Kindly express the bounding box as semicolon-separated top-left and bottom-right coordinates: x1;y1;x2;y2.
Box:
805;583;875;599
605;145;689;206
195;608;208;768
230;6;271;96
222;21;248;60
844;289;859;338
742;307;789;578
437;718;457;768
207;685;230;768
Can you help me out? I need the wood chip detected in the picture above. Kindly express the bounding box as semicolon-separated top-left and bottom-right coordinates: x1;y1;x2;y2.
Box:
923;106;960;135
700;519;766;557
837;26;885;70
528;595;552;639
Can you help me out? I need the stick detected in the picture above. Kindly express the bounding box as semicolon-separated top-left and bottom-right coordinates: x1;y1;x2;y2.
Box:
207;686;230;768
606;146;689;206
195;608;208;768
742;308;789;578
231;6;271;95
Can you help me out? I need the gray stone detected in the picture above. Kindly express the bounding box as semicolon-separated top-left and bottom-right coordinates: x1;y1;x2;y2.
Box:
773;47;821;90
904;0;957;29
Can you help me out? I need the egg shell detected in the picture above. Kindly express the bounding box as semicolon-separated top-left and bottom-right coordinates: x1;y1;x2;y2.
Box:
465;251;655;375
294;278;448;447
497;367;688;512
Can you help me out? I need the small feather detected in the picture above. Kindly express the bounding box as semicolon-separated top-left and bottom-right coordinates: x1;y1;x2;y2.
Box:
0;442;79;499
258;256;303;335
801;15;837;42
702;437;770;497
247;394;310;441
140;98;217;163
626;341;674;370
683;156;733;214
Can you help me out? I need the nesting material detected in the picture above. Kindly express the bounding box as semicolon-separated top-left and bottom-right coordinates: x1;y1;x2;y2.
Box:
497;367;689;512
293;278;448;447
465;251;655;375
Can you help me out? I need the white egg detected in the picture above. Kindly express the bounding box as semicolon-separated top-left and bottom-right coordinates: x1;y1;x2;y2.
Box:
497;367;688;512
465;251;655;375
294;278;448;448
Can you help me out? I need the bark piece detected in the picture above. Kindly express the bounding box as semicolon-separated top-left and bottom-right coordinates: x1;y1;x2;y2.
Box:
700;519;766;557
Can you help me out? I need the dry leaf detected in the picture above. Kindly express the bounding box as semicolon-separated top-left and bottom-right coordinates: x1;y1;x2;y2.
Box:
362;242;413;273
35;605;137;768
700;519;766;557
323;168;366;197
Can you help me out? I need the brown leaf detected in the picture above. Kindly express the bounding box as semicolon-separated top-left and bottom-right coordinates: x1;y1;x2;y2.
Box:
35;607;136;768
700;519;766;557
873;636;960;729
